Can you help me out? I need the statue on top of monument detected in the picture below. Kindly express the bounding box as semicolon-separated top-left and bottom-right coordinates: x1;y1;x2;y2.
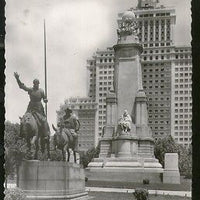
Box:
117;110;132;133
117;10;139;40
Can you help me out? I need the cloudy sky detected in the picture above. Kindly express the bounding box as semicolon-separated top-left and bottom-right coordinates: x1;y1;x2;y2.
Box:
5;0;191;129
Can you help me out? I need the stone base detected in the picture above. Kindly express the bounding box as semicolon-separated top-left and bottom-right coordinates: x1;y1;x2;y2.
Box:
17;160;89;200
25;192;89;200
163;153;180;184
85;167;163;184
163;170;180;184
86;157;163;184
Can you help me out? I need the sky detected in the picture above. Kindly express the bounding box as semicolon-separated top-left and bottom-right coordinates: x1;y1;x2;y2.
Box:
5;0;191;130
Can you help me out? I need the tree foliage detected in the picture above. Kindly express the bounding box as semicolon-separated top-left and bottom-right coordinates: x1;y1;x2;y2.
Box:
4;121;27;178
154;135;192;177
154;135;178;167
4;188;26;200
80;144;100;168
133;188;149;200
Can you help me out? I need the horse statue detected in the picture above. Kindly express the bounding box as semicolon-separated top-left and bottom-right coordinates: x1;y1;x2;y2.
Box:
19;112;50;160
52;122;80;163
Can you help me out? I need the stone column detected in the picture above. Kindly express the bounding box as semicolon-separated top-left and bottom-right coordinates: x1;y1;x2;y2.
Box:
99;88;117;158
113;43;143;120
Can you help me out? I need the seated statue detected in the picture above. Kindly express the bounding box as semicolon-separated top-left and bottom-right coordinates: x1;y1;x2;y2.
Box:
117;110;132;133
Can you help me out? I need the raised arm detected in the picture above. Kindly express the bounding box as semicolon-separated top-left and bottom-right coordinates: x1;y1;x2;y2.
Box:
14;72;31;92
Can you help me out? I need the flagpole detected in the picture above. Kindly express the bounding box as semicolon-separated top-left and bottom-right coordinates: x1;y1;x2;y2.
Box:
44;19;48;119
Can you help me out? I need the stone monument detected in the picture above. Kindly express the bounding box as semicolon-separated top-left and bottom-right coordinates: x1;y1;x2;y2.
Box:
85;10;164;184
163;153;180;184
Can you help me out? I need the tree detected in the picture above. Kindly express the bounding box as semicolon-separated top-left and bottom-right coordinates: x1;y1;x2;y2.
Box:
177;144;192;178
4;121;27;185
154;135;192;177
80;144;100;168
154;135;178;167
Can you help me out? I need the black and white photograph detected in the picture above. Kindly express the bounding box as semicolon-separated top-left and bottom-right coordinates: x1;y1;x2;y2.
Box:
4;0;193;199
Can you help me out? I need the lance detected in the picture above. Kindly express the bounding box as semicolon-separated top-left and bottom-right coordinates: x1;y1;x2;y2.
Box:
44;19;48;118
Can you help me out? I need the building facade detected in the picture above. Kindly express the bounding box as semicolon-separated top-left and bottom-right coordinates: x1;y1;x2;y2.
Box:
171;46;192;147
86;48;115;138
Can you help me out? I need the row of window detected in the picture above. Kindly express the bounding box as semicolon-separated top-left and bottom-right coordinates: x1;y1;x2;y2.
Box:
147;91;170;95
174;61;192;66
174;96;192;101
98;65;113;69
79;105;96;109
99;71;113;75
143;49;171;54
175;86;191;91
175;67;192;71
174;90;192;95
148;103;170;107
99;58;113;63
174;132;192;136
149;114;170;118
99;87;111;91
175;73;192;77
99;104;106;108
175;109;192;113
175;54;191;59
175;80;191;84
99;82;112;86
139;19;171;27
149;121;169;124
143;68;165;72
149;109;170;113
148;97;170;101
144;85;170;89
138;13;170;18
141;34;171;42
174;138;191;141
99;76;113;80
175;114;192;118
143;74;167;78
142;42;171;47
143;55;171;60
175;103;192;107
150;126;169;130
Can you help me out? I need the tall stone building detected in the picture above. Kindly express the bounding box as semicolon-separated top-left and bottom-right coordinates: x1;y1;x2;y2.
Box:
171;46;192;147
86;48;115;138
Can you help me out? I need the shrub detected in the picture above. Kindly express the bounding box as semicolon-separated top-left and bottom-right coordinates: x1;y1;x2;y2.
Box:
143;179;150;185
4;188;26;200
154;136;192;178
80;144;100;168
133;188;149;200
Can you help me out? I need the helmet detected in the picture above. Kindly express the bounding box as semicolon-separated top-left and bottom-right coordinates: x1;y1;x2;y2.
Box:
33;79;40;84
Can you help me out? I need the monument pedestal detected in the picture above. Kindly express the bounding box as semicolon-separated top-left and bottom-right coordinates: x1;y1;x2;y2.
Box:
163;153;180;184
86;156;163;183
17;160;88;200
87;134;163;184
